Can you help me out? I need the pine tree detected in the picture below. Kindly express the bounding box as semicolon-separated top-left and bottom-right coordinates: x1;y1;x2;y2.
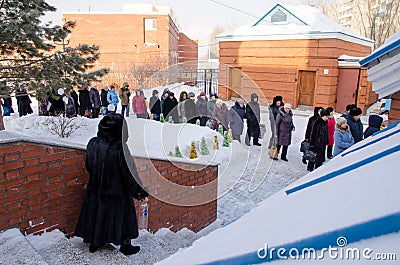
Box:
0;0;109;120
168;116;174;123
213;135;219;150
223;131;230;147
200;137;210;155
196;119;201;126
218;124;224;135
228;128;233;143
206;120;211;128
175;145;183;158
190;141;198;159
160;113;165;123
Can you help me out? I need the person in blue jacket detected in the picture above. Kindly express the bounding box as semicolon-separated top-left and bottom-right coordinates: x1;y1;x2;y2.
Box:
107;85;119;111
344;107;363;143
333;117;354;156
364;114;383;138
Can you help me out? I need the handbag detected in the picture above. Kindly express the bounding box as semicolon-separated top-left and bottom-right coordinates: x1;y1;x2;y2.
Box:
304;150;317;163
300;139;310;153
84;109;92;117
268;138;278;159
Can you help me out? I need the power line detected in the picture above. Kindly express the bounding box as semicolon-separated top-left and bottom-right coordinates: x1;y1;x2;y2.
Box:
208;0;259;19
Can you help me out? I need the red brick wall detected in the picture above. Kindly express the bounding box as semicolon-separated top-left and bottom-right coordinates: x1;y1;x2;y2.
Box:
178;33;198;63
0;141;217;236
218;39;372;108
390;91;400;123
357;68;378;113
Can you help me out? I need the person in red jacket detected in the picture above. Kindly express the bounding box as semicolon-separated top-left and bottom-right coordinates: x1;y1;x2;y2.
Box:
326;107;336;159
131;88;148;119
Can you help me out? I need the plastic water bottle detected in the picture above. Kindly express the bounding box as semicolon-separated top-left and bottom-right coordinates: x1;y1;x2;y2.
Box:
138;202;148;230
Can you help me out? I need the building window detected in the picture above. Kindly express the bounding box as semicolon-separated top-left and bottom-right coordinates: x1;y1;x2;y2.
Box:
271;9;288;23
145;18;157;31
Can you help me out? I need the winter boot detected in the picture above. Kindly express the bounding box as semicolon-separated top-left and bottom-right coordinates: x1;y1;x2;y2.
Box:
89;243;105;253
120;240;140;255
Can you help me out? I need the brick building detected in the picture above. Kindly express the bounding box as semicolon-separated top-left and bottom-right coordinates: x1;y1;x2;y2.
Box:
63;4;198;88
216;3;376;111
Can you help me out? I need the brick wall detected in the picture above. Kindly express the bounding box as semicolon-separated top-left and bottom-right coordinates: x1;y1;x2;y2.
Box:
390;92;400;123
0;141;218;236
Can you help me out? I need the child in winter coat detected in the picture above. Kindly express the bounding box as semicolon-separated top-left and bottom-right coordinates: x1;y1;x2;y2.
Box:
333;117;354;156
326;107;336;159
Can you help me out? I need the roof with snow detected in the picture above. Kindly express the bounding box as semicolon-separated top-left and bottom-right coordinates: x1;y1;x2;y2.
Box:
159;122;400;264
360;31;400;98
216;3;374;47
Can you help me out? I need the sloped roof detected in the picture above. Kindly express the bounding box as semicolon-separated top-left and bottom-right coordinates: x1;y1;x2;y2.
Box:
217;2;374;47
359;31;400;98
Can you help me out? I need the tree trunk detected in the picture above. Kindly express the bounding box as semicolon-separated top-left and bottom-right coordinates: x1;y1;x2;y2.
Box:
0;103;5;131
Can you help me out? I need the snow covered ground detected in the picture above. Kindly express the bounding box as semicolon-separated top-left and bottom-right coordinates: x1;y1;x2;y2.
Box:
1;92;316;264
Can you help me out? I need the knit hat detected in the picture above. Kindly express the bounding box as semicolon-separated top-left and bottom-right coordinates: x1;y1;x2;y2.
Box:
349;107;362;116
336;116;347;126
122;82;129;87
283;103;292;109
168;91;175;97
152;89;159;96
236;99;245;105
103;85;109;90
200;91;206;97
188;92;195;98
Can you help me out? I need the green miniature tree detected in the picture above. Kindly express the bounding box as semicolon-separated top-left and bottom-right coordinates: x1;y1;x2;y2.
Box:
160;113;165;123
189;141;198;159
218;124;223;135
200;137;210;155
196;119;201;126
206;120;211;128
223;131;230;147
168;116;174;123
182;116;187;123
175;145;183;158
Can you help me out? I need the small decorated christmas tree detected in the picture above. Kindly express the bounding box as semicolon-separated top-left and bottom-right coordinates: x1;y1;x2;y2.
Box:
160;113;165;123
206;120;211;128
213;135;219;150
223;131;230;147
196;119;201;126
189;141;198;159
218;124;223;135
175;145;183;158
200;137;209;155
168;116;174;123
228;128;233;143
182;116;187;123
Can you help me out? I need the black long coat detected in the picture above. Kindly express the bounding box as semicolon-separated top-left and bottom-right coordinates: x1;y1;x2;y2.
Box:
309;117;328;162
163;96;178;122
184;99;197;123
78;89;91;116
75;136;148;246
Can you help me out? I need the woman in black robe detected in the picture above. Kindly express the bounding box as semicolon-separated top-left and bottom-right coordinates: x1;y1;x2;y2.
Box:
75;113;149;255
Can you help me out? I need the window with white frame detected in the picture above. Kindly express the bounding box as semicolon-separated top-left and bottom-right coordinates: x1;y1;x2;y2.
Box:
144;18;157;31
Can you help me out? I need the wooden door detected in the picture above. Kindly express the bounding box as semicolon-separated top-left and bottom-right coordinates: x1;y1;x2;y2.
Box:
336;68;360;112
229;67;242;99
298;71;316;106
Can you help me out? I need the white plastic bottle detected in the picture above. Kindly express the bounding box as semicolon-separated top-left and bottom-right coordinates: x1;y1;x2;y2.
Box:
138;202;148;230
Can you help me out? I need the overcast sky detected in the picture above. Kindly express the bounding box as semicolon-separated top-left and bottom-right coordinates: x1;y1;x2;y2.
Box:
44;0;308;56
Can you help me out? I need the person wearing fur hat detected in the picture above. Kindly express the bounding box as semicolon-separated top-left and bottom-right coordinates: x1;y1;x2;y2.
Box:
268;95;284;148
163;91;178;122
228;99;246;142
245;93;261;146
344;107;363;143
364;114;383;138
307;108;330;171
184;92;197;123
196;91;209;126
149;90;161;120
75;113;149;255
333;117;354;156
326;107;336;159
119;82;131;117
275;103;295;161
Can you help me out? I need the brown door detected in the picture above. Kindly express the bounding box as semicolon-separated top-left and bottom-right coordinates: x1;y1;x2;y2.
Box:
298;70;316;106
229;67;242;99
336;68;360;112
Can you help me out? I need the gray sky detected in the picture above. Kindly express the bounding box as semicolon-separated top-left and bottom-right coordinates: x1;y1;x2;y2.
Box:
44;0;306;56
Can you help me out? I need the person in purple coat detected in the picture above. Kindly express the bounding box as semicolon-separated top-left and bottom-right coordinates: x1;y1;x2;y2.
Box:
275;103;295;161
